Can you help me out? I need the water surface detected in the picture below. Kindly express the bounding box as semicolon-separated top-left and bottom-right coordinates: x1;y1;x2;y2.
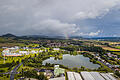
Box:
43;54;100;69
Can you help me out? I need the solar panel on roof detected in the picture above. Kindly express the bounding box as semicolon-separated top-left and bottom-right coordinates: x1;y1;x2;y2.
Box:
67;72;75;80
81;72;95;80
49;77;65;80
100;73;111;80
73;72;82;80
106;73;117;80
90;72;105;80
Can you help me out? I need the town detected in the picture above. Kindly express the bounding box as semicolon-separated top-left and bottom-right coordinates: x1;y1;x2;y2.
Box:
1;0;120;80
0;35;120;80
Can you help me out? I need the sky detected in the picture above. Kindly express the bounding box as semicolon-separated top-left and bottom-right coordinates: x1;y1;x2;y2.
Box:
0;0;120;37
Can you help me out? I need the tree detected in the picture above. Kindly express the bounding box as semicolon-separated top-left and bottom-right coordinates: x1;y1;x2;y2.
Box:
16;60;19;64
37;73;48;80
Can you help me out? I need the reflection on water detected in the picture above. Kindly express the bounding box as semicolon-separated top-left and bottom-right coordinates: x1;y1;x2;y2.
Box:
43;54;100;69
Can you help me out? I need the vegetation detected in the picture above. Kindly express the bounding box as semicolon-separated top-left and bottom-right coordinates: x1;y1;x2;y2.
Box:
0;35;120;79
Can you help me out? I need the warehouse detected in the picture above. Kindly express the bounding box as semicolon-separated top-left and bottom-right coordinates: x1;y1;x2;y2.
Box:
49;77;65;80
67;72;75;80
67;72;82;80
90;72;105;80
73;72;82;80
100;73;117;80
106;73;117;80
81;72;95;80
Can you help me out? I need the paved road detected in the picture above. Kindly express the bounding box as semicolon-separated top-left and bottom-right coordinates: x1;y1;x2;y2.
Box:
10;63;22;80
0;72;10;74
98;60;114;71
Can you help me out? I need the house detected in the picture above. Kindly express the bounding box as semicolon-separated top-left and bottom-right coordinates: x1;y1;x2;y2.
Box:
15;46;19;49
2;47;8;49
114;65;120;68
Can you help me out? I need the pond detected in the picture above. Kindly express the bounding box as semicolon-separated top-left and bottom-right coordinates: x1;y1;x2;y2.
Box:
42;54;100;69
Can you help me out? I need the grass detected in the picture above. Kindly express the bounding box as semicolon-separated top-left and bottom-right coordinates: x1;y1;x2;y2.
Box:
115;46;120;49
0;43;25;48
0;54;35;73
0;76;9;80
112;52;120;56
96;61;113;72
0;59;13;73
0;67;9;73
17;64;23;72
102;46;120;51
95;45;120;51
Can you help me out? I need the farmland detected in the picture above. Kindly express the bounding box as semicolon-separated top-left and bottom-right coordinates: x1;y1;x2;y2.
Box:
0;36;120;80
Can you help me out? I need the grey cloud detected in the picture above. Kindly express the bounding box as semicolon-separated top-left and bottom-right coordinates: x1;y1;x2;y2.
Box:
0;0;120;37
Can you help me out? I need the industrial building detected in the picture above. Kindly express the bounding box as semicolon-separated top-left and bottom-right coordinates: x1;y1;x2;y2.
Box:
49;77;65;80
67;71;117;80
67;72;82;80
81;72;95;80
100;73;117;80
54;65;65;77
90;72;105;80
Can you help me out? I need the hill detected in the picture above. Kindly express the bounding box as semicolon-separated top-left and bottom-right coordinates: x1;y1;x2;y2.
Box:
1;33;16;38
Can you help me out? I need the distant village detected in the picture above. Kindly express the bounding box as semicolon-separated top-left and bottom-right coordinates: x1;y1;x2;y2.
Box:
86;52;120;74
1;40;120;80
2;46;61;57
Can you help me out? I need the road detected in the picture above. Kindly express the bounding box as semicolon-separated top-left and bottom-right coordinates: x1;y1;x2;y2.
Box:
98;60;115;71
10;63;22;80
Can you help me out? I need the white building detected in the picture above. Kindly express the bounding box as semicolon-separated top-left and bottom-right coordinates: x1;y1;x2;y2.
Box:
19;51;28;54
31;50;38;53
49;77;65;80
53;48;60;51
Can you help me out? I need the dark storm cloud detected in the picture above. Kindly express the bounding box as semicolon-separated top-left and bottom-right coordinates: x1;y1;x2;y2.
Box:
0;0;120;37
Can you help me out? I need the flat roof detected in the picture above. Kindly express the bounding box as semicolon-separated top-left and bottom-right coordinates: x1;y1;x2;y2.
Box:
100;73;117;80
67;72;75;80
90;72;105;80
100;73;111;80
49;77;65;80
106;73;117;80
73;72;82;80
81;72;95;80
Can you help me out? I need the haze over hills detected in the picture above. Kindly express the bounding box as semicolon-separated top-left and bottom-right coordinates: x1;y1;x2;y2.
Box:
1;33;120;41
0;33;69;39
0;0;120;80
1;33;17;38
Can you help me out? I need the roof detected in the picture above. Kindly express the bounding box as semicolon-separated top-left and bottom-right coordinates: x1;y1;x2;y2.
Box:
73;72;82;80
100;73;117;80
90;72;105;80
81;72;95;80
49;77;65;80
67;72;82;80
67;72;75;80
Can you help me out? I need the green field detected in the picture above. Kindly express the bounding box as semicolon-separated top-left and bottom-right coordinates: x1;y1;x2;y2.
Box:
115;46;120;49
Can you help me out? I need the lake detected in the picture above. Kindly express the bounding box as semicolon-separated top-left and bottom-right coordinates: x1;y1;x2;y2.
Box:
42;54;100;69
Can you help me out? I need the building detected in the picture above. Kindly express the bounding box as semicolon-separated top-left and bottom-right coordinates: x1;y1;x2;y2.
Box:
31;50;38;53
49;77;65;80
67;72;82;80
54;65;65;77
53;48;60;51
66;71;117;80
2;48;22;56
19;51;28;54
100;73;117;80
3;53;22;57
